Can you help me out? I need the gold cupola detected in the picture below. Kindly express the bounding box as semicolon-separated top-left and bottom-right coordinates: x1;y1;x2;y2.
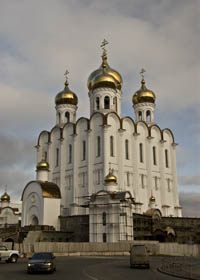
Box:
55;71;78;106
36;158;49;171
87;39;123;91
1;191;10;202
104;168;117;184
133;69;155;105
149;195;156;202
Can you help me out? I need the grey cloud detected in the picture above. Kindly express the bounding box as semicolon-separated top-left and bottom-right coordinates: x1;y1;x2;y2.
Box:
179;176;200;186
180;192;200;217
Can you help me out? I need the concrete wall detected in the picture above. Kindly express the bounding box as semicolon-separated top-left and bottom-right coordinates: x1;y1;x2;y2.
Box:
2;241;200;258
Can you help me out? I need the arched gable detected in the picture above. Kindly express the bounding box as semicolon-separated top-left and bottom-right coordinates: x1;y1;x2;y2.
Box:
90;112;105;130
63;122;75;136
149;124;162;140
106;112;121;130
121;116;135;132
76;117;90;134
37;130;50;146
162;128;175;144
50;126;62;141
136;121;149;137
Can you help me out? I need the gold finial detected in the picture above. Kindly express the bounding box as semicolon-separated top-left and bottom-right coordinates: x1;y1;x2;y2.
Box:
64;69;69;86
140;68;146;80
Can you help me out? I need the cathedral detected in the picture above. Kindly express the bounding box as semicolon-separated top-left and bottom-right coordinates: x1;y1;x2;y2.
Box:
21;40;182;242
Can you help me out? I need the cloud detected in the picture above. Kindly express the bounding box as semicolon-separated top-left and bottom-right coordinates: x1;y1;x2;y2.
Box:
180;192;200;217
179;176;200;186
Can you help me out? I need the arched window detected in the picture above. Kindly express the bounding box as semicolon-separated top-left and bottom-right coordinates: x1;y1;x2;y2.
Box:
146;110;151;122
102;212;106;226
103;233;107;243
138;111;142;121
97;136;101;157
110;136;114;157
82;141;86;161
65;111;70;122
69;144;72;164
58;112;61;123
96;97;100;110
56;148;59;167
139;143;143;163
104;96;110;109
153;146;157;165
165;149;169;168
44;151;47;161
125;139;129;160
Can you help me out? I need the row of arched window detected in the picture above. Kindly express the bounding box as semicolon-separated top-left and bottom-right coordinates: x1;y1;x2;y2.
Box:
95;96;117;110
138;110;152;122
53;140;169;168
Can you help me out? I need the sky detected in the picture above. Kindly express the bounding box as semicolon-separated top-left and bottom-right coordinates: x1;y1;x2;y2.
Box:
0;0;199;216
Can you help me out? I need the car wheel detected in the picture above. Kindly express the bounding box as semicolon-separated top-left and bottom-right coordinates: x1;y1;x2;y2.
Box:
10;254;18;263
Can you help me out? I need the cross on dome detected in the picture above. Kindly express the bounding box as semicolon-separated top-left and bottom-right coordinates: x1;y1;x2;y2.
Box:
101;39;109;56
140;68;146;80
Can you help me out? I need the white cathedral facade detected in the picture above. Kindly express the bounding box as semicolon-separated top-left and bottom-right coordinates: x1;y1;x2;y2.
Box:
22;41;182;242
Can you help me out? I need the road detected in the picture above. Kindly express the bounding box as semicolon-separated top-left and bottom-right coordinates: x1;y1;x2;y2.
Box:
0;256;179;280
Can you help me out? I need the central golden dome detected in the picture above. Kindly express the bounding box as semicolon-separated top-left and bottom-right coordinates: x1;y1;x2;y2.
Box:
55;73;78;106
88;41;123;91
133;78;156;105
1;191;10;202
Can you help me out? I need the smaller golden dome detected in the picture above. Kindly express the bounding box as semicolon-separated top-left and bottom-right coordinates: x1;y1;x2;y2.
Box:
104;168;117;184
36;158;49;171
1;192;10;202
133;79;156;105
150;195;156;202
55;72;78;106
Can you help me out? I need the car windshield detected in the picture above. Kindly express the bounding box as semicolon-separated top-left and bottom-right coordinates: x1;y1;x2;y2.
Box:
31;253;52;260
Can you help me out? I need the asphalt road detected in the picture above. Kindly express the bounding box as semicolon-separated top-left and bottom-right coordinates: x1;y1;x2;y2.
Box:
0;256;178;280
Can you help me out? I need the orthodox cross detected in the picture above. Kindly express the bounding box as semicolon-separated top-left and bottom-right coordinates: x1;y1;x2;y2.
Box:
140;68;146;79
101;39;109;55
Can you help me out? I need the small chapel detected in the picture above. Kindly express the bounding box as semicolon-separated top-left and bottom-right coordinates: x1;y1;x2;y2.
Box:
21;40;182;242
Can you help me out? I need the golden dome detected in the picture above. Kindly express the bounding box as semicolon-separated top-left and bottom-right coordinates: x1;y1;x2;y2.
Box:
87;41;122;91
149;195;156;202
1;192;10;202
133;79;156;105
104;168;117;184
36;158;49;171
55;75;78;106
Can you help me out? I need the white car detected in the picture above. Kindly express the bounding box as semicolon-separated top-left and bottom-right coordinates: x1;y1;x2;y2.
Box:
0;244;19;263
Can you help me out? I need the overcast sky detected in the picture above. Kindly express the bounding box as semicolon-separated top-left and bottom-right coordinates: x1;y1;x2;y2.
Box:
0;0;199;216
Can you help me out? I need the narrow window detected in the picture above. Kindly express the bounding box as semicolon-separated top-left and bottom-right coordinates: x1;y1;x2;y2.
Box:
56;148;59;167
104;96;110;109
127;172;130;187
97;136;101;157
138;111;142;121
139;143;143;163
141;174;144;188
155;176;158;190
97;169;101;185
110;136;114;157
103;233;107;243
125;139;129;160
96;97;100;110
69;144;72;163
146;110;151;122
153;146;157;165
44;151;47;161
82;140;86;161
165;149;169;168
102;212;106;226
65;111;70;122
167;178;170;192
